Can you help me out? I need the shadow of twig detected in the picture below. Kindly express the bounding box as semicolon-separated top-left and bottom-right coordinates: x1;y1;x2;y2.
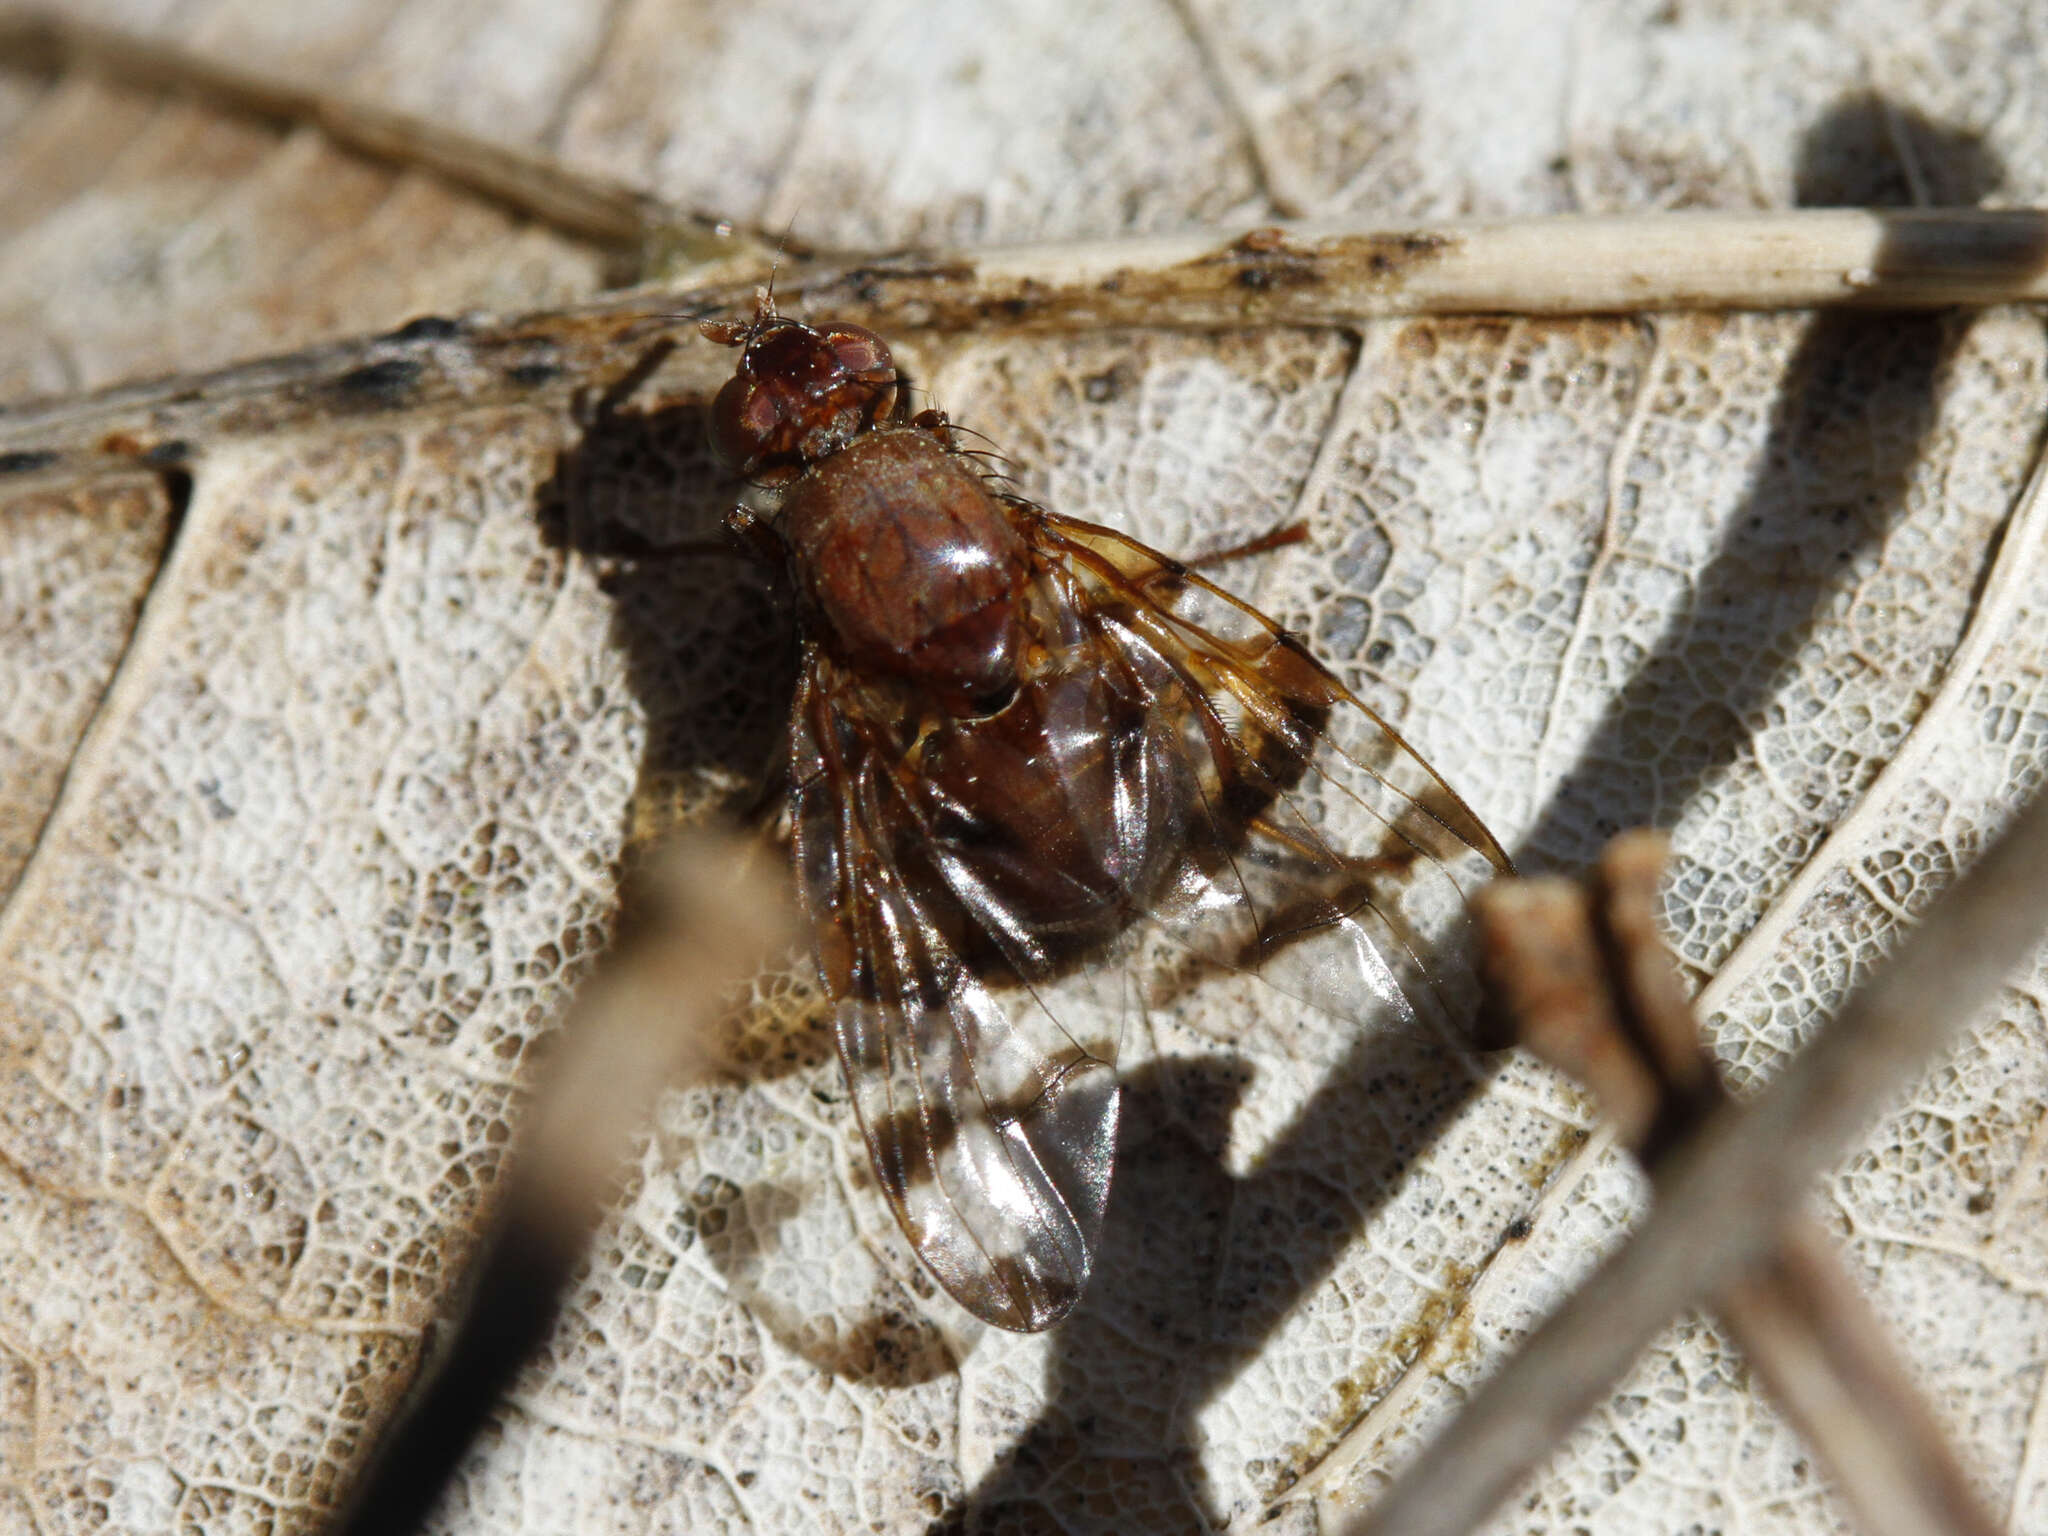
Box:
1521;98;2007;869
950;93;2024;1535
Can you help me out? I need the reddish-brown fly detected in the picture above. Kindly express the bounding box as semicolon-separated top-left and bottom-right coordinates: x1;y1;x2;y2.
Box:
702;299;1510;1331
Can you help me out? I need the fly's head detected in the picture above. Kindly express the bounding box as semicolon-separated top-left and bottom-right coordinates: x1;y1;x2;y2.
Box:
701;296;897;484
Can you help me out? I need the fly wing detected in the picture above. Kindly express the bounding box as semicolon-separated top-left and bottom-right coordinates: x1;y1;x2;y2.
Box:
1028;510;1512;1044
788;662;1124;1332
784;504;1507;1333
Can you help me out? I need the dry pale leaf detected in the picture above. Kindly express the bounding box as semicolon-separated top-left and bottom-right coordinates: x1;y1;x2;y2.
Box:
2;4;2047;1535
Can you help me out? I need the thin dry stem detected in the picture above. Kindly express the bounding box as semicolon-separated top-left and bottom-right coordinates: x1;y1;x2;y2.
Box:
0;12;651;246
1722;1224;2001;1536
12;204;2048;457
6;13;2048;328
0;7;776;282
1593;835;2000;1536
874;210;2048;329
1352;805;2048;1536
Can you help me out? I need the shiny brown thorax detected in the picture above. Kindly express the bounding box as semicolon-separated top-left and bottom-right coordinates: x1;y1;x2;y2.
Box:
779;429;1030;715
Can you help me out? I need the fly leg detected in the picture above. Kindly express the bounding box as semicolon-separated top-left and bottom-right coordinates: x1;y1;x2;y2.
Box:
1128;518;1313;604
1183;519;1312;572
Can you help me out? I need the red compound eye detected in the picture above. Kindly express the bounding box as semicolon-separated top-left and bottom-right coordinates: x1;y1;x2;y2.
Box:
702;312;896;478
819;323;891;381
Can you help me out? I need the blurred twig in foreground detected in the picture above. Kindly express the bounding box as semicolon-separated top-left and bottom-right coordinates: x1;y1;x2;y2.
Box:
1346;804;2048;1536
325;828;795;1536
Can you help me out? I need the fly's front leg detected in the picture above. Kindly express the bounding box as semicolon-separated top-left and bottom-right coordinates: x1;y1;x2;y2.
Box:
720;501;797;829
724;502;789;568
910;405;954;441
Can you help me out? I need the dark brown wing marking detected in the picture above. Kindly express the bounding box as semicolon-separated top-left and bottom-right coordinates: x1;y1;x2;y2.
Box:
1026;509;1511;1041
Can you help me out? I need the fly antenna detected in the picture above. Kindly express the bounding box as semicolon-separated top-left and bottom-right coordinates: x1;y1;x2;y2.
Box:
757;210;803;327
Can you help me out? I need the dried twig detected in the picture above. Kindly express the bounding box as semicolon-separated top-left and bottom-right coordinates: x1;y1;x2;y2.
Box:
829;210;2048;330
10;204;2048;464
1489;835;2000;1536
6;12;2048;331
1348;798;2048;1536
1722;1226;2000;1536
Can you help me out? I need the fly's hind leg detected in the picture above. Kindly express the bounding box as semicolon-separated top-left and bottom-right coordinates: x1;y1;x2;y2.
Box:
1183;519;1312;572
1128;518;1314;604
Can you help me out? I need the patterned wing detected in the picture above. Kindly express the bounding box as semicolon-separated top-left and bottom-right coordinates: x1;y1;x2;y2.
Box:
1025;509;1512;1044
785;507;1509;1332
788;662;1128;1332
